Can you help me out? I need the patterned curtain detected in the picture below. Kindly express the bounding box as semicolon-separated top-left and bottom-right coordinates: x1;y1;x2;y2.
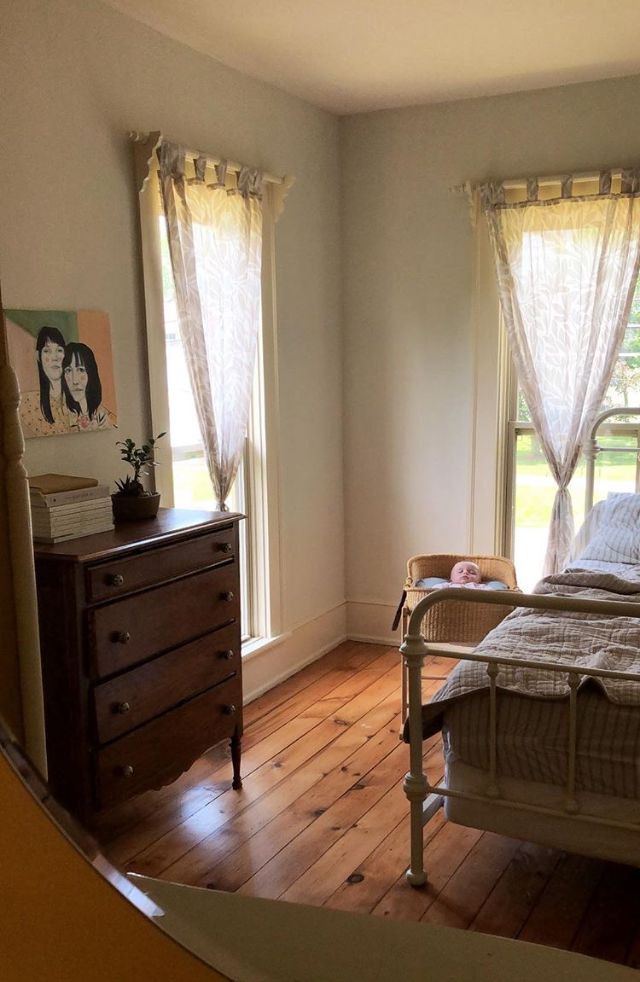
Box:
481;170;640;574
157;141;263;510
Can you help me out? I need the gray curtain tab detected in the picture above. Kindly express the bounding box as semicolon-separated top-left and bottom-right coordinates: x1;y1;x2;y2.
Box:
599;171;613;195
194;155;207;183
622;170;640;194
157;141;185;181
560;175;573;199
208;160;227;190
237;166;263;199
157;142;263;200
480;181;505;210
479;168;640;212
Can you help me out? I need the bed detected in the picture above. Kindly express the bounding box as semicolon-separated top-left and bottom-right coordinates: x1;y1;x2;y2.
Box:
402;408;640;886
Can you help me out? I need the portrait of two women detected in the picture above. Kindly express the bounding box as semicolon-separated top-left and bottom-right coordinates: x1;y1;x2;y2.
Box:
5;309;118;438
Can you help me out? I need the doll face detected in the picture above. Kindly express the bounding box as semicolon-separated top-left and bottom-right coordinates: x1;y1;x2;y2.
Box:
451;561;481;585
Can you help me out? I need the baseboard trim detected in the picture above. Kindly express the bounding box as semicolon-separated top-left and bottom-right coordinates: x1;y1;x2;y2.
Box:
347;632;399;646
243;602;347;705
346;599;401;647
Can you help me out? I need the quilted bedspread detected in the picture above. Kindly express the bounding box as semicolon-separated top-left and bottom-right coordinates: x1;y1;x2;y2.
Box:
416;568;640;740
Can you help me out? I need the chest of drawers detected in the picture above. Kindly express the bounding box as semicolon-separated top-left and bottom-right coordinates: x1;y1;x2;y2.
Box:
33;508;243;828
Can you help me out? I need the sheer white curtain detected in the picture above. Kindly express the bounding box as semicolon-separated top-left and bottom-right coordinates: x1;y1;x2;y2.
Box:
481;171;640;573
157;141;263;510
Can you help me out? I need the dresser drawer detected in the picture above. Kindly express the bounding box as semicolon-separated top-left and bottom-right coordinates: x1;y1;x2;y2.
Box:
94;677;242;807
89;562;239;677
85;525;238;602
92;623;240;744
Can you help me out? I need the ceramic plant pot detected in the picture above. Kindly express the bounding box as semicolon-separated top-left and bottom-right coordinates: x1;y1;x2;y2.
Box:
111;492;161;522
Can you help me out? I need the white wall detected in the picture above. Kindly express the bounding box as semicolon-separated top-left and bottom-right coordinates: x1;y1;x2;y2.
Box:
5;1;640;680
341;74;640;642
0;0;346;694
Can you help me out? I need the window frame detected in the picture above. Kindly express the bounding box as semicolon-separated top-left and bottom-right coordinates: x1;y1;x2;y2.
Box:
136;160;283;652
469;198;640;580
503;338;640;577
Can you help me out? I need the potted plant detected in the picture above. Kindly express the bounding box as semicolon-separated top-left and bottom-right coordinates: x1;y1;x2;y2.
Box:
111;433;166;522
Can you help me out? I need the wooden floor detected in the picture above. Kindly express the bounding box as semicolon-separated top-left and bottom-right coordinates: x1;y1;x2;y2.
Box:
100;641;640;968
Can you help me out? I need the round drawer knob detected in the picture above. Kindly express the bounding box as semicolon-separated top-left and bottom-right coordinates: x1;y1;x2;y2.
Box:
223;704;237;716
115;631;131;645
108;573;124;587
219;649;235;661
120;764;135;778
219;542;233;554
116;701;131;715
221;591;234;602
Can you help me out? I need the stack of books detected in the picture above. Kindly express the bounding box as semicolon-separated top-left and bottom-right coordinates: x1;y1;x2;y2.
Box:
29;474;114;543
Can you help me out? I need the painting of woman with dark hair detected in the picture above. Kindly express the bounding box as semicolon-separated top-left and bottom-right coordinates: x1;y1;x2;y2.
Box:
18;326;71;436
8;308;118;438
62;342;116;431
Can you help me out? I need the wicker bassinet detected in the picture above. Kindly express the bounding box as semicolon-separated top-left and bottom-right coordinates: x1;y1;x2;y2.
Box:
403;553;519;646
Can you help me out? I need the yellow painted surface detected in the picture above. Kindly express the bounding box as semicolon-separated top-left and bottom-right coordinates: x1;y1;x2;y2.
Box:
1;752;225;982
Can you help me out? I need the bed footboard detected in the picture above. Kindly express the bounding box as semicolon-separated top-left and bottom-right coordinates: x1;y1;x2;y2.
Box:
400;587;640;888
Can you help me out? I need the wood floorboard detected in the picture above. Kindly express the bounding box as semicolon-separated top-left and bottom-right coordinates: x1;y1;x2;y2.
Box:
371;820;483;923
469;840;560;939
570;863;640;964
324;808;447;916
99;641;384;848
106;644;397;865
517;852;604;950
100;641;638;968
131;669;407;878
420;831;522;929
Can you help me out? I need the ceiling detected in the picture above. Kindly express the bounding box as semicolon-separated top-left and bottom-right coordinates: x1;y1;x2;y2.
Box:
105;0;640;115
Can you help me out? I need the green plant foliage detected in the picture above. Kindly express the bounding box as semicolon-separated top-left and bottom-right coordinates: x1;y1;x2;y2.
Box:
114;433;166;497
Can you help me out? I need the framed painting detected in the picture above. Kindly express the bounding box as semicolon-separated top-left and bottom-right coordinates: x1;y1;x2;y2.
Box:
5;309;118;439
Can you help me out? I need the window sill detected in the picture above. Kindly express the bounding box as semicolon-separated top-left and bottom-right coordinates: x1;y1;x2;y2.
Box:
241;632;291;662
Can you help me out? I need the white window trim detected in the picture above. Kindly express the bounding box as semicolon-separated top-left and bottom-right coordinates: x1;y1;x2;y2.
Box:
468;207;510;556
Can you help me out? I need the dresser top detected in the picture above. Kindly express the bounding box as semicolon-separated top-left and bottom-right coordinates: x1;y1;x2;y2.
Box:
33;508;243;564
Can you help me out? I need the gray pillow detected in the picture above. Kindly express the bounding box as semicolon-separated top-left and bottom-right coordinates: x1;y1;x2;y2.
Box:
578;494;640;563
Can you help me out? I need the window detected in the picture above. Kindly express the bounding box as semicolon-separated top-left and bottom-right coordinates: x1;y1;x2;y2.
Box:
158;222;252;638
505;279;640;590
135;142;282;652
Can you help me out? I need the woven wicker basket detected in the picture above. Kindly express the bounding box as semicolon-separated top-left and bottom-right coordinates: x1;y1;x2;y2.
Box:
403;553;519;646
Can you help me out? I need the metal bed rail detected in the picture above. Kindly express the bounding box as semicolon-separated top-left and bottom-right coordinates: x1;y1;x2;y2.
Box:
584;405;640;512
400;587;640;887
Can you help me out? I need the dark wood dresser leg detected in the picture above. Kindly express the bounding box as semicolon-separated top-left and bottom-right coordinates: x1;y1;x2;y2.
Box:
231;729;242;790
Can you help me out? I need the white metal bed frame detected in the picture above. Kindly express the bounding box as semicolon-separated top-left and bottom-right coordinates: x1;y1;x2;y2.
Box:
401;407;640;887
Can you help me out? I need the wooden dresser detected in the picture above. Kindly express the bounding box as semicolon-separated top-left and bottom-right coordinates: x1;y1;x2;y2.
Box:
33;508;243;829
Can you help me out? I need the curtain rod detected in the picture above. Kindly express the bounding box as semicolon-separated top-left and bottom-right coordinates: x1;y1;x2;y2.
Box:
129;130;285;187
449;167;630;196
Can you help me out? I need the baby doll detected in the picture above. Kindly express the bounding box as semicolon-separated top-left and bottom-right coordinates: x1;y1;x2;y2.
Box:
416;560;507;591
450;560;482;585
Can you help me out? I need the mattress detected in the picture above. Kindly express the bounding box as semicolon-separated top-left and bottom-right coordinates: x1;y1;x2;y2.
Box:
441;682;640;799
443;758;640;866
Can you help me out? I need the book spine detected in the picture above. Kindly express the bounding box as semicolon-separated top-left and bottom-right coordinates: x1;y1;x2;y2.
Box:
30;485;111;508
31;503;113;523
33;521;115;544
31;498;112;518
32;512;114;534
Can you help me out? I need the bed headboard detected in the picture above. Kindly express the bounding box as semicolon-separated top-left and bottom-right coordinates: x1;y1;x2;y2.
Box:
584;406;640;512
